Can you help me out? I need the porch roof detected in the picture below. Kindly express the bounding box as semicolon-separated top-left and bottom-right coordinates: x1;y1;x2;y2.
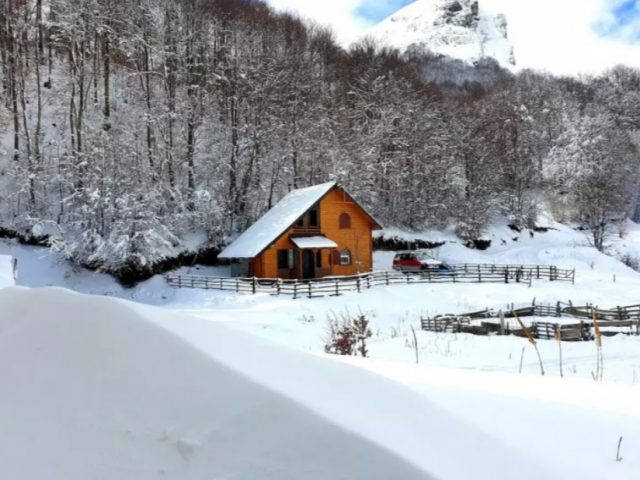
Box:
291;236;338;249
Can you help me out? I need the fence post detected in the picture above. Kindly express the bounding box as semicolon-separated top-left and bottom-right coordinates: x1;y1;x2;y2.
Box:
219;278;223;290
191;277;195;289
277;279;281;296
537;265;540;279
335;280;339;296
504;270;508;284
252;277;257;295
236;278;239;292
293;281;298;300
385;271;390;286
357;277;361;292
308;282;312;299
478;271;481;283
572;269;575;285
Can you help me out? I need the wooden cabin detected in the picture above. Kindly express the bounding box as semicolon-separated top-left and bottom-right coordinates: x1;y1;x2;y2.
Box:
219;182;382;279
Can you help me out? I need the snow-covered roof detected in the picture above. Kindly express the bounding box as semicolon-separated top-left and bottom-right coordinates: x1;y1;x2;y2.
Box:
219;182;337;259
0;255;15;288
291;236;338;249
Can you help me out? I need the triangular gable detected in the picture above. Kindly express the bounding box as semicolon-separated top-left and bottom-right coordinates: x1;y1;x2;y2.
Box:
218;182;337;259
219;181;382;259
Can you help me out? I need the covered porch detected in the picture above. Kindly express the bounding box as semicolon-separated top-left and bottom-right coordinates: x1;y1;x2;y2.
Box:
278;236;338;280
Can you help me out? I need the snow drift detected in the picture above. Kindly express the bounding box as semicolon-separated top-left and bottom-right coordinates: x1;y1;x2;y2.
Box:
0;255;15;288
0;287;553;480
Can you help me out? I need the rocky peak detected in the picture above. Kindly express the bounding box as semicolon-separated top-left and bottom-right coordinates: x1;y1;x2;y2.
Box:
436;0;479;28
366;0;515;69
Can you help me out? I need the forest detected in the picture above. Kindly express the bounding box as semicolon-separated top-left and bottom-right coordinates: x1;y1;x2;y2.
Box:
1;0;639;279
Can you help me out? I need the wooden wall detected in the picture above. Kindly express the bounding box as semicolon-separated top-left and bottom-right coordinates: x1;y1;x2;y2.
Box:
252;186;376;279
319;188;374;276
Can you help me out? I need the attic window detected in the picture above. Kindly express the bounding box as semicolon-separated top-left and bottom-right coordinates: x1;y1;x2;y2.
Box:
339;212;351;229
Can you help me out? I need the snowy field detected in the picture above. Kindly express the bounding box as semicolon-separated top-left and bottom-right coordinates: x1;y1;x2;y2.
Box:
1;220;640;478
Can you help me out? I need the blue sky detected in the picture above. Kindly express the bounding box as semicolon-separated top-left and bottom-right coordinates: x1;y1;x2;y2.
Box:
596;0;640;42
354;0;415;23
265;0;640;74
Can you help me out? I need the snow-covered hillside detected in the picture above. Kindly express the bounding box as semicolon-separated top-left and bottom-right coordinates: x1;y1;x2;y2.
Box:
366;0;515;68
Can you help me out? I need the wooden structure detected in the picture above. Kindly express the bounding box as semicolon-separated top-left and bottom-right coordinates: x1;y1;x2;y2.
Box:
218;182;382;279
166;263;576;298
421;300;640;341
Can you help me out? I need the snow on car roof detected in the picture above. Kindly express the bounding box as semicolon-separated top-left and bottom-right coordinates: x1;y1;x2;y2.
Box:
219;182;337;259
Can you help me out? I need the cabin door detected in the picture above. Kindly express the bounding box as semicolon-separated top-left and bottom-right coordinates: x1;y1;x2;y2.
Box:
302;250;316;279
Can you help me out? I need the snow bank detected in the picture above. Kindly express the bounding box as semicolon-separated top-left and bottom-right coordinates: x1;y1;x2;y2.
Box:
0;287;552;480
0;255;15;288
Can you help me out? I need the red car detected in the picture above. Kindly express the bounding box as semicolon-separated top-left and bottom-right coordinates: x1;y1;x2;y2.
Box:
392;251;449;273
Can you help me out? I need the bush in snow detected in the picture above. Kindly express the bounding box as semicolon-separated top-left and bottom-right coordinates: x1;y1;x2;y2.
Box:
324;312;373;357
619;254;640;272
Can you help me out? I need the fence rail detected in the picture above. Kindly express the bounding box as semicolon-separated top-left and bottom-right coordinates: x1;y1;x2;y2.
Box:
421;300;640;340
166;263;575;299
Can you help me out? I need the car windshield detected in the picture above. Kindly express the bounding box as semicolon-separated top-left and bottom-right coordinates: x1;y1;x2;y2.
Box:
416;252;436;261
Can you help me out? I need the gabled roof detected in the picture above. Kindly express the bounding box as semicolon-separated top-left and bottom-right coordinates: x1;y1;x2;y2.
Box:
219;182;337;259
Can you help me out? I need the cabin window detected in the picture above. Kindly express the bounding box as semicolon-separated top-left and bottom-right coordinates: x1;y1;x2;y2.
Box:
339;212;351;229
309;209;318;227
316;250;322;268
296;207;319;228
340;249;352;265
278;249;294;269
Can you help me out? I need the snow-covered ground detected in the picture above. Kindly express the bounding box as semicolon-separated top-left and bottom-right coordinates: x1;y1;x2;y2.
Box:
1;220;640;478
0;254;15;288
2;220;640;383
0;287;637;479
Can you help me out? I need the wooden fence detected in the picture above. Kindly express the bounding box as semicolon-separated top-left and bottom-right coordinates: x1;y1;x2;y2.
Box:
165;263;575;299
421;301;640;340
